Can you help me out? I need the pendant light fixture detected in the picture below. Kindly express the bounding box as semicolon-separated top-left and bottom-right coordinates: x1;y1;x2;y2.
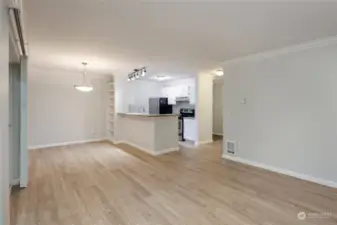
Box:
74;62;93;92
214;69;224;76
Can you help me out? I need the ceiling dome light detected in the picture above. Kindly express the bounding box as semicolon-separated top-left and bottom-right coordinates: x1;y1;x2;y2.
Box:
74;62;93;92
74;85;93;92
142;68;146;76
155;75;171;81
215;69;224;76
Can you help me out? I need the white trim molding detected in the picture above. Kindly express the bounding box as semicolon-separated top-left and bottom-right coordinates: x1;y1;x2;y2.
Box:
153;147;179;156
222;154;337;189
112;140;124;145
223;35;337;67
195;140;213;146
10;179;20;186
29;138;106;150
113;141;179;156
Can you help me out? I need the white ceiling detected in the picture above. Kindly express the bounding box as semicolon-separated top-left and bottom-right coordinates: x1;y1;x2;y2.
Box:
24;1;337;77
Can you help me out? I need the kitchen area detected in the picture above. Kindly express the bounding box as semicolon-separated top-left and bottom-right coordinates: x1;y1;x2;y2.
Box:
161;80;196;144
114;75;197;155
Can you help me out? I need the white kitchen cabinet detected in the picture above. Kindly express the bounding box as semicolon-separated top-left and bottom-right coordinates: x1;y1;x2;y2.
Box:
183;118;196;141
172;86;181;97
180;85;189;97
164;86;176;105
188;85;196;105
161;87;169;97
168;94;176;105
162;82;197;105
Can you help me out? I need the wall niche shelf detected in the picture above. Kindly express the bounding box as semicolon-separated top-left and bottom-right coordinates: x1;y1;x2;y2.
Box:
106;76;115;143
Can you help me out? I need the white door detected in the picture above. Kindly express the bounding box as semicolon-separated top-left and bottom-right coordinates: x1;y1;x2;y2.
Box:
8;66;13;184
184;118;196;141
20;57;28;188
167;86;176;105
188;85;196;105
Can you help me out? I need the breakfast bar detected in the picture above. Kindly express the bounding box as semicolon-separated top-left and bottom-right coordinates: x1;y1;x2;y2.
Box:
116;113;179;155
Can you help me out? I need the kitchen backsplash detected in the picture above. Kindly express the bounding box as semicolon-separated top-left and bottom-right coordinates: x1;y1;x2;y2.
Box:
128;102;195;114
128;104;148;113
173;101;195;114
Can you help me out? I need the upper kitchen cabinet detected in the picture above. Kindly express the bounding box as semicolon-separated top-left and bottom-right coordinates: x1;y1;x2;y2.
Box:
161;77;197;105
188;85;196;105
161;86;169;97
162;84;196;105
179;85;189;97
162;86;176;105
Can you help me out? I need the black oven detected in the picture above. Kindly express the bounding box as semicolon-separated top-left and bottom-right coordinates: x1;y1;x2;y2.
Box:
180;108;195;118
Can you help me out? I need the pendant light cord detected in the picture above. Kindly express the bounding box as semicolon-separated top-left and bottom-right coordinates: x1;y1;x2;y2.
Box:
82;62;89;84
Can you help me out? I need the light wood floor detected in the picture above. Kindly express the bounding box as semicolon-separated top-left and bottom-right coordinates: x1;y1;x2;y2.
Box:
11;141;337;225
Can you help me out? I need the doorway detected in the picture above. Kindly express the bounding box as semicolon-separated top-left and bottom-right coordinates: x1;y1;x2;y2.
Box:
212;80;224;142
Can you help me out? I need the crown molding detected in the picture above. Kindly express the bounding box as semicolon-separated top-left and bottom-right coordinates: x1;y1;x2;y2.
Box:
223;35;337;67
28;65;113;79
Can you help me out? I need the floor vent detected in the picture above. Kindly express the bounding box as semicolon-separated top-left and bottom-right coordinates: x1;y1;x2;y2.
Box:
226;140;236;155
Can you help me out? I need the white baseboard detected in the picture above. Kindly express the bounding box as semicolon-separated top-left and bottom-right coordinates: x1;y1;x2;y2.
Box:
195;140;213;146
153;147;179;156
106;138;116;144
115;141;179;156
11;179;20;186
123;141;154;155
222;154;337;189
112;140;125;145
213;133;223;136
29;138;106;150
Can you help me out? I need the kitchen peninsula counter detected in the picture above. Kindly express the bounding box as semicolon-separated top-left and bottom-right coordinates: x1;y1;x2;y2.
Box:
117;113;179;117
116;113;179;155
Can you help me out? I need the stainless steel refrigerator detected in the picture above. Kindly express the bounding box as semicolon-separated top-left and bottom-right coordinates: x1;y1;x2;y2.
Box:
149;98;173;114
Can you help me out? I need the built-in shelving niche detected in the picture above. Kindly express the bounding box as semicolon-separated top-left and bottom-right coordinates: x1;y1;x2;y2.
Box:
107;78;115;143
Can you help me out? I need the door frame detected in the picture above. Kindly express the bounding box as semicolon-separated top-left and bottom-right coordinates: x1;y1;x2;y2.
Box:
19;56;28;188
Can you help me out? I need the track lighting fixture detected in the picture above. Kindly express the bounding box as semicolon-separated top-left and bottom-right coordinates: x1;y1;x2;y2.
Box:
142;68;146;77
127;67;147;81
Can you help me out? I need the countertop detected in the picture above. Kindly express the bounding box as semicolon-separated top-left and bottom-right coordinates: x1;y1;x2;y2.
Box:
118;113;179;117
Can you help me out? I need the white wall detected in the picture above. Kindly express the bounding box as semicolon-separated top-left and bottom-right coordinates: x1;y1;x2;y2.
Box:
163;77;195;87
223;40;337;186
196;73;213;144
213;81;224;135
0;0;10;223
28;69;107;148
115;76;162;113
109;76;163;142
